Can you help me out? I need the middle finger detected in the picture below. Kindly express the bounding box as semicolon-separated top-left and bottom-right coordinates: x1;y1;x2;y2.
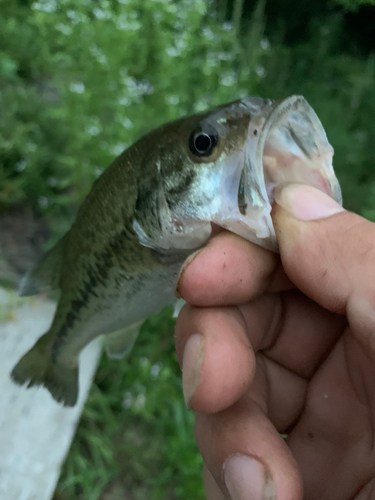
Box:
175;291;345;416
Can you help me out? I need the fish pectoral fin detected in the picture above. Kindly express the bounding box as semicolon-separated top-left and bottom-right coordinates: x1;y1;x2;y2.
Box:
18;232;69;297
105;321;143;360
10;332;79;407
172;298;186;318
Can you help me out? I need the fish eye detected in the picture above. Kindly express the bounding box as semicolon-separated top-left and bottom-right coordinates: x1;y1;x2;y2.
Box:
189;126;218;157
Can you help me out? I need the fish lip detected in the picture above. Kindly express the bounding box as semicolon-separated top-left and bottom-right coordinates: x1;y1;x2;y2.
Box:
233;94;342;251
243;94;342;206
256;95;306;203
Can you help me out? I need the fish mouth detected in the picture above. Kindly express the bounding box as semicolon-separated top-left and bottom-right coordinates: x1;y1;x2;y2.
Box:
239;95;342;216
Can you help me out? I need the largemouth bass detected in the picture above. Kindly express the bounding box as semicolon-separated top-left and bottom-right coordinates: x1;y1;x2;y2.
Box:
11;96;342;406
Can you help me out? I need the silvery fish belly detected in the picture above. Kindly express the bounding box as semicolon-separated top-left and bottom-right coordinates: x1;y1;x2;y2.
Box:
10;95;342;407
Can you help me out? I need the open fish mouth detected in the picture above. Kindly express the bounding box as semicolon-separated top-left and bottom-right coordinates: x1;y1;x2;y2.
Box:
235;95;342;249
241;96;342;208
264;96;341;200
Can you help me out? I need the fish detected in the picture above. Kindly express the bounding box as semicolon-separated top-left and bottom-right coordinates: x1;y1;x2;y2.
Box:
10;95;342;406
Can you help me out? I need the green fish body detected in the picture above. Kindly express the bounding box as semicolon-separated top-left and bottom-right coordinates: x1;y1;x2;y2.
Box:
11;96;342;406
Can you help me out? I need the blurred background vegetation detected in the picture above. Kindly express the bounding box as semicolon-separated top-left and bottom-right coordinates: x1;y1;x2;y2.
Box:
1;0;375;498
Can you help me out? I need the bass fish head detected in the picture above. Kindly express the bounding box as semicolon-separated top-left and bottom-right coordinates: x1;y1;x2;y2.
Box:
133;95;341;253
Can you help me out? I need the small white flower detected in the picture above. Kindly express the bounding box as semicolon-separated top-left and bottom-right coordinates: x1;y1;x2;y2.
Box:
166;95;180;106
93;8;107;20
47;177;57;187
70;82;85;94
202;26;216;41
111;143;128;156
121;117;133;130
122;391;133;409
32;0;57;13
139;357;149;367
38;196;49;208
150;363;162;378
14;160;27;173
94;167;104;177
26;143;37;153
56;23;72;36
255;65;266;78
134;394;146;409
86;125;101;136
118;94;130;106
220;70;236;87
166;46;179;58
260;38;271;51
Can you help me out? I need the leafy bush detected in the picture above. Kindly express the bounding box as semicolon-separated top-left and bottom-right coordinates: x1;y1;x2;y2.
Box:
335;0;375;10
1;0;374;232
0;0;268;237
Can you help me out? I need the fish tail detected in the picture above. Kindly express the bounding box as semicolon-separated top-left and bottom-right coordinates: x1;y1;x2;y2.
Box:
10;332;79;407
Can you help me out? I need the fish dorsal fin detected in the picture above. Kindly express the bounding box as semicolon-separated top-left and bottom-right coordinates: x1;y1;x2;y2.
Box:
18;233;69;297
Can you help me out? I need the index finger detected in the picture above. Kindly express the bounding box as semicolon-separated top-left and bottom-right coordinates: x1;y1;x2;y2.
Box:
274;184;375;358
176;230;292;307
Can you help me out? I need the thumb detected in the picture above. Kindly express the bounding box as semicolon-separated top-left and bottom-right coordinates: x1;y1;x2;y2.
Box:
272;184;375;356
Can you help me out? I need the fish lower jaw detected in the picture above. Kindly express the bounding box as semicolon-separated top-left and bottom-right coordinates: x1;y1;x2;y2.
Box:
257;95;342;207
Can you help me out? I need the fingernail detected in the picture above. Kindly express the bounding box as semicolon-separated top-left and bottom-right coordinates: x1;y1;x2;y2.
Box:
223;455;276;500
182;334;204;407
175;248;203;298
275;184;344;221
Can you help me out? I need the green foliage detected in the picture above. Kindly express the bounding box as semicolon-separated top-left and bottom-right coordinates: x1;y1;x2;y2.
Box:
0;0;267;236
55;307;204;500
335;0;375;10
1;0;375;232
2;0;375;499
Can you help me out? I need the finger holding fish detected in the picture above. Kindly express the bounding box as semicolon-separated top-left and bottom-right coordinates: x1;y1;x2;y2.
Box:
176;230;292;307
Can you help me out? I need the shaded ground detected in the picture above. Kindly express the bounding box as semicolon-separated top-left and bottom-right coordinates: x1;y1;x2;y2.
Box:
0;288;101;500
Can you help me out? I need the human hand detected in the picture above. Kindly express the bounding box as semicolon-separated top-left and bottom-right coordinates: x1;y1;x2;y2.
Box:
174;184;375;500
